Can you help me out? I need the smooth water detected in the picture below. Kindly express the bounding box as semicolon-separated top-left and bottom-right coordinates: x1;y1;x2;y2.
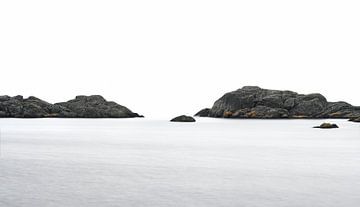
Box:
0;118;359;207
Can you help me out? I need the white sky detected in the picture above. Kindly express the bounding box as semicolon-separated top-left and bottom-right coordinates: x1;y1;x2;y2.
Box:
0;0;359;118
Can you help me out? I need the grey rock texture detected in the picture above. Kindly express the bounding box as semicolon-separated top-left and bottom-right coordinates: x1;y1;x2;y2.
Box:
199;86;360;119
349;117;360;122
194;108;210;117
170;115;196;122
0;95;142;118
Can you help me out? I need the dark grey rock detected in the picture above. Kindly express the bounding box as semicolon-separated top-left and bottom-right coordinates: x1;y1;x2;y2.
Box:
349;117;360;122
314;123;339;129
0;95;142;118
0;96;10;102
194;108;210;117
0;111;6;117
55;95;142;118
202;86;360;119
284;98;296;110
290;94;327;117
258;95;284;109
231;106;289;118
171;115;196;122
320;102;360;118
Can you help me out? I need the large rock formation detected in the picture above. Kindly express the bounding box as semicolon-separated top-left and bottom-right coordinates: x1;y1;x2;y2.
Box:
196;86;360;119
0;95;142;118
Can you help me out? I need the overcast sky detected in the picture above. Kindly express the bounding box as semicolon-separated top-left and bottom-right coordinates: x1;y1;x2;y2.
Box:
0;0;359;118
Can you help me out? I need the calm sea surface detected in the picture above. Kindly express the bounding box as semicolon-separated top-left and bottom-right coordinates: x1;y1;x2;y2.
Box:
0;118;359;207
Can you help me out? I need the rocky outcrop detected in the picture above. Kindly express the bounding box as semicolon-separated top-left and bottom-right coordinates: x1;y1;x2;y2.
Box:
349;117;360;122
197;86;360;119
194;108;210;117
170;115;196;122
314;123;339;129
55;95;142;118
0;95;142;118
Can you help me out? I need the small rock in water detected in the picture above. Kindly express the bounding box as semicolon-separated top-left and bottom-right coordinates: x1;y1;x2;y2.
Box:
314;123;339;129
171;115;196;122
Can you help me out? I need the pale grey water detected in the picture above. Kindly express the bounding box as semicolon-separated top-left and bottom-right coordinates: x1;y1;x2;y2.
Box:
0;118;359;207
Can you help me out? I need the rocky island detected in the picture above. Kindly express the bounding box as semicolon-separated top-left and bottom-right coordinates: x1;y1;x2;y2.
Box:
0;95;142;118
196;86;360;119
